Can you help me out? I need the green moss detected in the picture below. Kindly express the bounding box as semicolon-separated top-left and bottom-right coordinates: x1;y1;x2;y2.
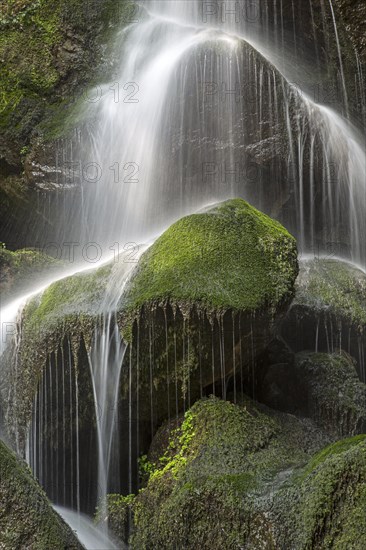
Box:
0;1;62;116
23;263;113;332
130;396;326;549
295;258;366;330
0;440;81;549
123;199;298;315
148;397;278;482
276;436;366;549
303;434;366;476
0;0;134;152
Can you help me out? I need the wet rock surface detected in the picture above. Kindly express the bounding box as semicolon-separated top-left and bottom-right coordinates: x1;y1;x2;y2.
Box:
0;439;82;549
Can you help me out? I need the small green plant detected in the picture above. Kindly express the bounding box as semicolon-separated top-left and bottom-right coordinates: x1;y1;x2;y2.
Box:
138;455;155;485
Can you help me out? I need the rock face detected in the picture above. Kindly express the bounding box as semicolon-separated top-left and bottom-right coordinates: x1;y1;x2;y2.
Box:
275;435;366;549
112;396;331;549
335;0;366;62
281;258;366;380
120;198;298;430
104;396;366;549
0;439;82;549
294;352;366;437
0;0;135;249
0;0;133;171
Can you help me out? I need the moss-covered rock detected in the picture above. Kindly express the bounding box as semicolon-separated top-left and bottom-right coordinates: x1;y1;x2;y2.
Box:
128;396;330;549
0;0;134;170
295;351;366;437
0;439;82;549
281;258;366;379
123;199;298;315
274;435;366;549
23;262;113;333
0;261;113;449
108;395;366;549
117;199;298;434
293;258;366;328
2;199;298;454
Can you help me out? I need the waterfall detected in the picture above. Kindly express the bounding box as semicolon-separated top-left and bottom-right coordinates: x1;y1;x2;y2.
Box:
86;247;146;524
1;0;366;544
71;0;366;265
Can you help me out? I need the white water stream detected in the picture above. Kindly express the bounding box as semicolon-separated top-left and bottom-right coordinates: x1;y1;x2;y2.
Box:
54;505;122;549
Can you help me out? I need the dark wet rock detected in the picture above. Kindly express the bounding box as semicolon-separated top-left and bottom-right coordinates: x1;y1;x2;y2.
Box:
281;258;366;380
0;439;82;549
274;435;366;549
119;198;298;431
122;396;331;549
255;337;299;413
294;351;366;438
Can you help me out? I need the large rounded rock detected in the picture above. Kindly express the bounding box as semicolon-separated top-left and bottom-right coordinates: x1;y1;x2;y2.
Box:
122;198;298;316
119;198;298;432
0;439;82;549
2;199;298;501
114;396;330;549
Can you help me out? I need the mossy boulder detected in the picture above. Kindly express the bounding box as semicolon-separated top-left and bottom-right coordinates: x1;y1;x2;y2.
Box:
274;435;366;549
293;258;366;327
294;352;366;437
123;199;298;315
0;261;113;450
118;199;298;431
126;396;330;549
281;258;366;379
2;199;299;456
0;439;82;549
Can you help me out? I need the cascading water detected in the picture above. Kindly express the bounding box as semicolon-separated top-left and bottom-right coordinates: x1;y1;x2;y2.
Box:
86;246;146;525
1;0;366;545
72;0;365;265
